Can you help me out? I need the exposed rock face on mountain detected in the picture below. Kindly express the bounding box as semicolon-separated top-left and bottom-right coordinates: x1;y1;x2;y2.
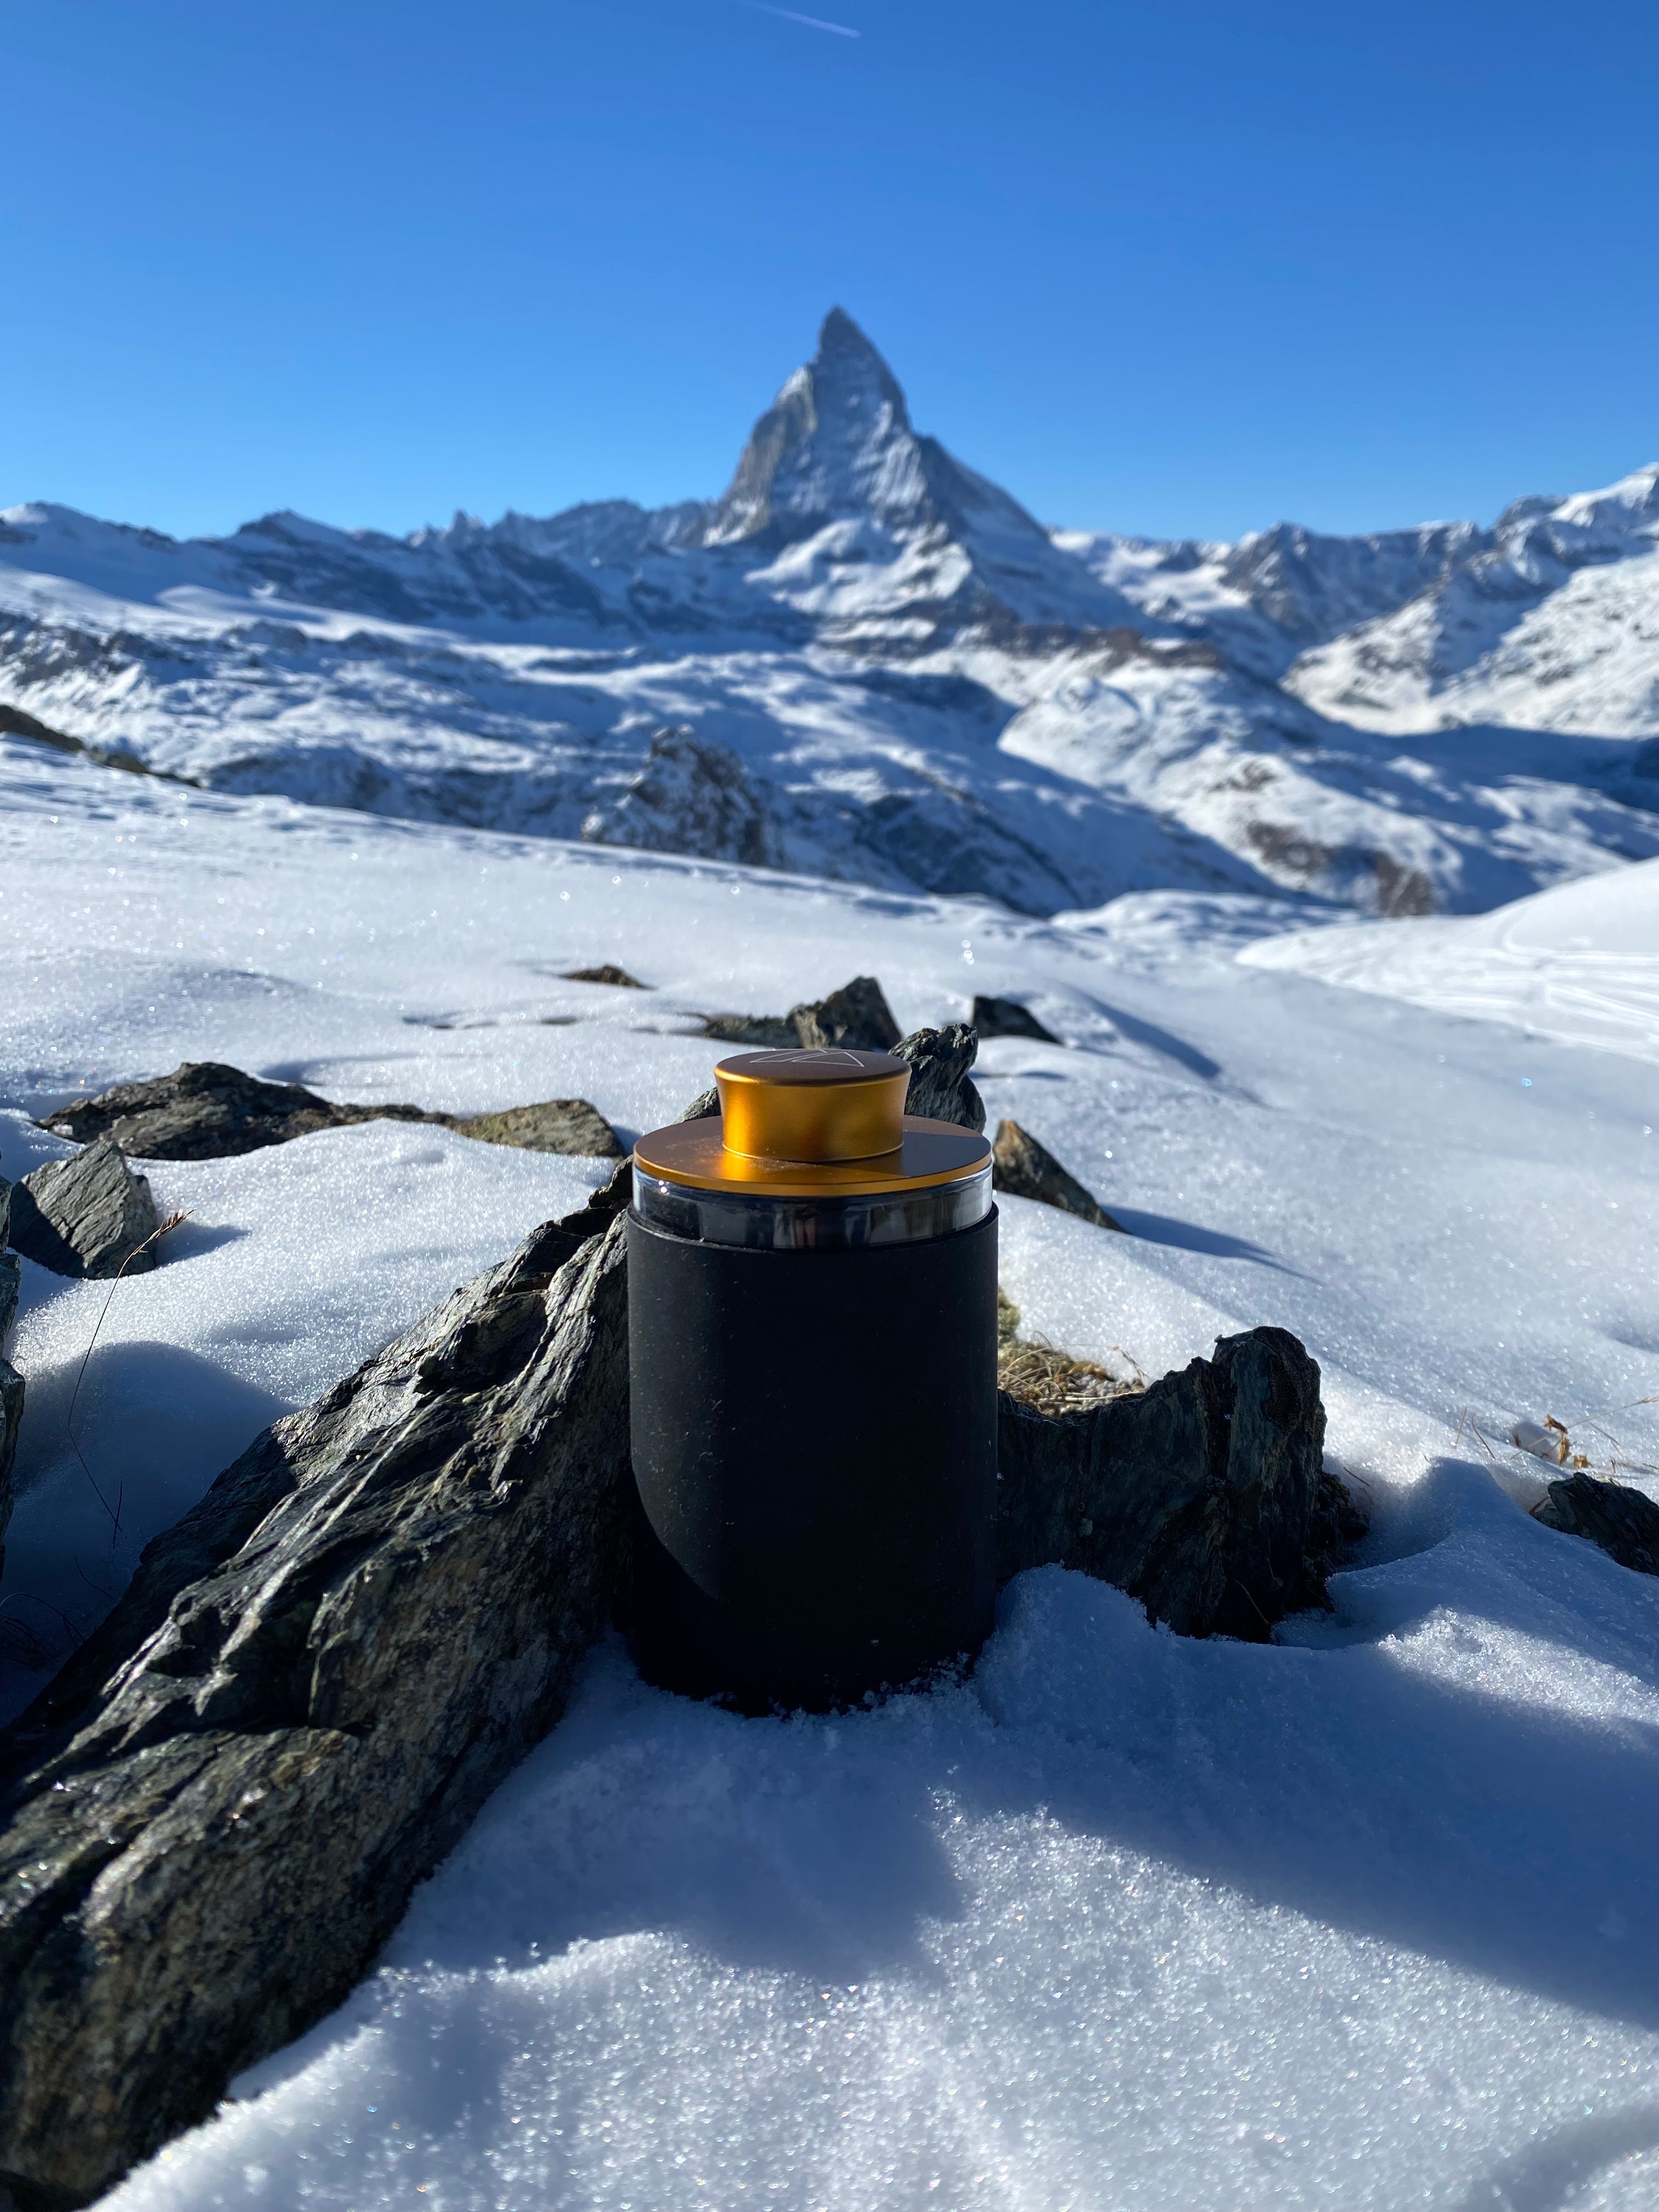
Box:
3;308;1656;919
7;1138;160;1279
580;727;783;870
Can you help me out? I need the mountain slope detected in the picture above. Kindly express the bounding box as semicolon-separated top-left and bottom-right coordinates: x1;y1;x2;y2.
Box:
2;311;1656;918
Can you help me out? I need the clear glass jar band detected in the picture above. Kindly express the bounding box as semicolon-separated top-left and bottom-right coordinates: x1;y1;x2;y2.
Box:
632;1161;992;1252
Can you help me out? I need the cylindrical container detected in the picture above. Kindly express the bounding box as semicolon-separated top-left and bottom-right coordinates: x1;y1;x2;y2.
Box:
627;1046;998;1713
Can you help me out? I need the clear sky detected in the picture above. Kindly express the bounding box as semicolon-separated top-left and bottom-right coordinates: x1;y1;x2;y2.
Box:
4;0;1657;545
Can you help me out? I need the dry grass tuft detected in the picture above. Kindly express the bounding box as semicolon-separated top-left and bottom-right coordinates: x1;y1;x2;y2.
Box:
995;1283;1147;1415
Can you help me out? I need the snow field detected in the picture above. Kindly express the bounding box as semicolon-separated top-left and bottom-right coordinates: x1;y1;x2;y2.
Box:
2;745;1658;2208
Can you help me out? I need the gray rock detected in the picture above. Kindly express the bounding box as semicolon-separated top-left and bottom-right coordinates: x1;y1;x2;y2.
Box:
972;994;1060;1044
699;975;901;1055
996;1325;1361;1640
700;1012;801;1048
40;1061;427;1162
561;964;647;988
792;974;901;1051
7;1139;160;1280
0;1203;633;2208
441;1099;623;1158
991;1118;1124;1231
891;1023;986;1131
40;1062;623;1167
1532;1472;1659;1576
0;1247;16;1341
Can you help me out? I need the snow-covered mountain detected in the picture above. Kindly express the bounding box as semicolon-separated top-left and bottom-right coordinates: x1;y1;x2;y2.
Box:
3;309;1657;917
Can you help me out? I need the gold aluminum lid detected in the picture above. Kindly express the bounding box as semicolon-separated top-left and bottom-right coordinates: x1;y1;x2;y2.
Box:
633;1046;991;1198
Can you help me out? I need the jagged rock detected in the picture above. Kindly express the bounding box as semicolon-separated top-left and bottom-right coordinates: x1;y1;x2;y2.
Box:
972;994;1060;1044
0;1247;16;1339
891;1022;985;1131
1532;1472;1659;1576
39;1062;622;1164
579;726;782;870
991;1118;1124;1231
562;964;647;988
40;1062;427;1161
7;1139;160;1280
791;975;901;1051
996;1325;1360;1640
0;1204;633;2209
441;1100;623;1158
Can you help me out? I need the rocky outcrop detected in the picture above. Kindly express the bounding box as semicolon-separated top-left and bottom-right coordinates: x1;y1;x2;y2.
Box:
41;1062;427;1160
996;1325;1359;1640
7;1138;160;1279
39;1062;622;1163
444;1100;624;1157
991;1118;1124;1230
579;727;782;870
1532;1472;1659;1576
0;1203;633;2209
972;994;1060;1044
891;1022;985;1130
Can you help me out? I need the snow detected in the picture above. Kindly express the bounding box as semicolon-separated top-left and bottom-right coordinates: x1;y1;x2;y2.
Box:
3;735;1659;2209
1240;858;1659;1065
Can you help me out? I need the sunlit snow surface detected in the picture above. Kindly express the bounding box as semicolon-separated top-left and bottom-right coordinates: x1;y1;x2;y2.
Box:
3;736;1659;2212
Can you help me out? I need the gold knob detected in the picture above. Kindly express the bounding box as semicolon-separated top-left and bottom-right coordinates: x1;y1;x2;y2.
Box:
715;1048;907;1163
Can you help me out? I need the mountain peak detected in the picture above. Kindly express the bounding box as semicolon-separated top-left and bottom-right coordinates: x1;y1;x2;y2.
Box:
703;307;923;545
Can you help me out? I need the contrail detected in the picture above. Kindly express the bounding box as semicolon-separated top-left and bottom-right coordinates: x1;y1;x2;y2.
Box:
737;0;860;35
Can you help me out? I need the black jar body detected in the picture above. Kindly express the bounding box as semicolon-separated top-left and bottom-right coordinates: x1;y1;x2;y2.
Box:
627;1203;998;1713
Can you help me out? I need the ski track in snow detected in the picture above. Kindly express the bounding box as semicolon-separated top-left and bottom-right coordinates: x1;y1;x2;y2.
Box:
2;743;1658;2211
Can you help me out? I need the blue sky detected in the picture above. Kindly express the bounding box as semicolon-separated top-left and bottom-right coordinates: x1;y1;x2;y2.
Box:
4;0;1657;543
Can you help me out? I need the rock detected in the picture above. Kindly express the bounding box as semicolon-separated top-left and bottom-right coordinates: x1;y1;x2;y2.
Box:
996;1325;1361;1640
792;974;901;1051
7;1139;160;1280
562;964;647;988
698;975;901;1054
579;726;782;870
1531;1472;1659;1576
0;1248;16;1340
700;1012;801;1048
39;1062;623;1166
441;1100;623;1158
40;1061;426;1162
0;1204;633;2208
991;1118;1124;1231
972;994;1060;1044
890;1022;986;1131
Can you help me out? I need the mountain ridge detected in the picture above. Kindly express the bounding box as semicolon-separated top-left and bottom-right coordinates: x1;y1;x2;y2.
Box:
2;309;1657;920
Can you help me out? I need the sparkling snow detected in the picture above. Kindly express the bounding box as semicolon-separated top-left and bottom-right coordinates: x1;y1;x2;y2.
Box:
3;737;1658;2211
